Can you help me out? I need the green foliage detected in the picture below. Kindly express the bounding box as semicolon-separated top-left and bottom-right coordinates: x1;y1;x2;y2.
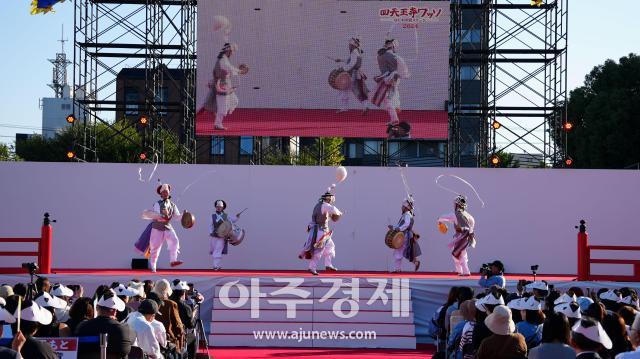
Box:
15;120;185;163
566;53;640;168
481;151;519;168
263;137;345;166
0;143;21;161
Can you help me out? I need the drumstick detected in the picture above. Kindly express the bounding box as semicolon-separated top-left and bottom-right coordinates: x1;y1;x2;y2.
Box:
326;56;340;62
237;208;248;216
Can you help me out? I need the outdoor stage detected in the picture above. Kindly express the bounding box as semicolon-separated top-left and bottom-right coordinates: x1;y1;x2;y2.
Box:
1;163;639;353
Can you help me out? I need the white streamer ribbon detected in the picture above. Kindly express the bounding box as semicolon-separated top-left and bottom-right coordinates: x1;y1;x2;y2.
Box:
435;174;486;208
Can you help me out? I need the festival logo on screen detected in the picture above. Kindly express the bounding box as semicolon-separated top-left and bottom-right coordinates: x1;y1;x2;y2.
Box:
378;6;444;24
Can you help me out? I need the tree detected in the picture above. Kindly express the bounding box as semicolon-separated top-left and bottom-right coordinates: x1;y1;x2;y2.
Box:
263;137;345;166
0;143;21;161
481;151;519;168
566;53;640;168
15;120;186;163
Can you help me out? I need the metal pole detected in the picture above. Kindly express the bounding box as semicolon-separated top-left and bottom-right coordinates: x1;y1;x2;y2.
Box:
100;333;108;359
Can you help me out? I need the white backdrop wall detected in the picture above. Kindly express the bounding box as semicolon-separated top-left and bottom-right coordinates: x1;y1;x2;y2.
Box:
0;162;638;275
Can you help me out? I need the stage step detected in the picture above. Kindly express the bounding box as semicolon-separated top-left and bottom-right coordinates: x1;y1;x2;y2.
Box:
208;277;416;349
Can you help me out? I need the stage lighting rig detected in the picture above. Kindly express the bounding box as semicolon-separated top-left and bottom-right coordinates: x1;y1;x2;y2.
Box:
564;157;573;167
491;120;501;130
65;114;76;124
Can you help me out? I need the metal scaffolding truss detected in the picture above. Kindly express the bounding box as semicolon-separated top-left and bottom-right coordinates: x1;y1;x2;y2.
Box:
449;0;568;167
72;0;197;163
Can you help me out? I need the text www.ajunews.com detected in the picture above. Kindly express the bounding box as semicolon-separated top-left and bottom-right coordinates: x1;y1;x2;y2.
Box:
253;329;377;342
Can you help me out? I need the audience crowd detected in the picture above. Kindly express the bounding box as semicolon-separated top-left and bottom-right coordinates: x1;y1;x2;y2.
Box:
0;276;204;359
429;275;640;359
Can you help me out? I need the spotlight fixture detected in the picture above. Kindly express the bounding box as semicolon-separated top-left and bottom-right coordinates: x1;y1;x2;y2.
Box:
531;0;544;7
492;120;501;130
66;151;75;159
489;154;500;167
564;157;573;167
562;121;573;132
138;115;149;126
66;114;76;124
139;153;147;161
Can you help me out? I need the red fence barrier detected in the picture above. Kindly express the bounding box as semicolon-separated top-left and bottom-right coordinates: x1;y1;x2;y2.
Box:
0;213;53;274
577;220;640;282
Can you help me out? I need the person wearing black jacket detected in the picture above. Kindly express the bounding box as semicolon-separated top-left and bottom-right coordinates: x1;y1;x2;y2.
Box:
75;290;134;359
170;280;197;358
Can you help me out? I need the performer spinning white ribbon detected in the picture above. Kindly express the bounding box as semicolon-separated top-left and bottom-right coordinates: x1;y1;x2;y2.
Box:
389;197;422;272
149;184;184;272
299;190;343;275
437;195;476;276
209;199;241;270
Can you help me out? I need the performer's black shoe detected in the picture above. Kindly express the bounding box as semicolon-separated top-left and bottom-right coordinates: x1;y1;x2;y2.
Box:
309;269;319;276
170;261;183;267
458;273;471;277
212;266;221;271
414;260;421;272
325;265;338;271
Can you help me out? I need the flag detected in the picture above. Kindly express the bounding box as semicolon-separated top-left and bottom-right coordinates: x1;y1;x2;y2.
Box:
30;0;65;15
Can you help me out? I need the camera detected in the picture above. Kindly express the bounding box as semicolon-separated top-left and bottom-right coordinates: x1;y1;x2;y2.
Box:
21;262;39;275
187;283;203;304
480;263;492;274
530;265;539;274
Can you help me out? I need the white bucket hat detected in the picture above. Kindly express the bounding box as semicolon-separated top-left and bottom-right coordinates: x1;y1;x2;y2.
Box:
507;298;526;311
554;302;582;319
599;289;622;302
554;293;577;305
484;305;515;335
0;297;15;323
35;292;68;309
128;282;146;298
171;279;189;291
51;284;74;297
620;295;639;308
572;319;612;349
113;283;140;297
476;293;505;312
519;296;542;311
15;300;53;325
96;290;126;312
525;281;548;291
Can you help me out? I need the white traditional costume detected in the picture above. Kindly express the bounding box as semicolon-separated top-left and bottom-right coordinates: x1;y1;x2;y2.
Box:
149;183;183;272
300;191;342;275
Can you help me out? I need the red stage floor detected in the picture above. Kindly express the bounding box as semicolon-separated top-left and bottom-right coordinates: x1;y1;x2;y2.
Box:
33;268;576;282
206;346;436;359
196;108;448;139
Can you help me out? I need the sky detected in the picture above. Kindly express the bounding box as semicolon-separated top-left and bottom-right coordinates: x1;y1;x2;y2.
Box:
0;0;638;145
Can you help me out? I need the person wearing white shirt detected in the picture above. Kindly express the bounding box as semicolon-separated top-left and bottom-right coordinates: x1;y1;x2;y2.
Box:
149;183;185;272
335;37;370;114
126;300;164;359
209;199;242;270
389;198;421;272
300;191;343;275
437;195;476;276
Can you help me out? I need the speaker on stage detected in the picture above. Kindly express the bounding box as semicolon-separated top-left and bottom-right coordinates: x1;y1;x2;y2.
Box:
131;258;149;270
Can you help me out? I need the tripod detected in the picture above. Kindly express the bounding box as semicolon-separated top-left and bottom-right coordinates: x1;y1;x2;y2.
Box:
193;303;211;359
25;269;40;301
